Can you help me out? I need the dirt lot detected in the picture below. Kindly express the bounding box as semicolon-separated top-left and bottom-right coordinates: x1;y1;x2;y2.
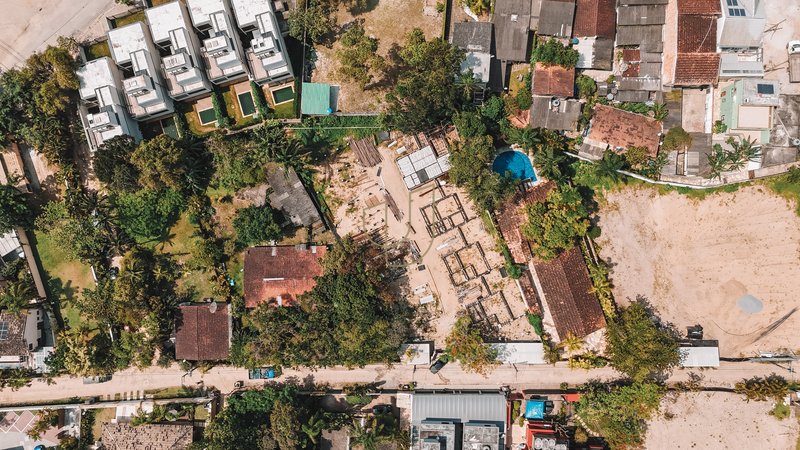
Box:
311;0;442;112
646;392;798;449
597;186;800;357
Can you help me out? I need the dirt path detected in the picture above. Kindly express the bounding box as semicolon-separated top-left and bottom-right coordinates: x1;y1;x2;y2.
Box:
597;186;800;357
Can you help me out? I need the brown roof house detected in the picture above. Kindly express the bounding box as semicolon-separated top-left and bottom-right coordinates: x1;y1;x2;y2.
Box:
530;63;581;131
572;0;616;70
673;1;720;86
244;244;327;308
175;303;231;361
101;423;193;450
496;183;605;341
579;104;662;160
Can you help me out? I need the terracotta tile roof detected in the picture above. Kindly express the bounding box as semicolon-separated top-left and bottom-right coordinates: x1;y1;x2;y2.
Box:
244;245;327;308
678;14;717;53
532;62;575;98
573;0;616;39
532;246;606;339
674;53;720;86
677;0;720;15
496;182;556;264
101;423;193;450
175;304;230;361
621;49;641;76
586;104;662;156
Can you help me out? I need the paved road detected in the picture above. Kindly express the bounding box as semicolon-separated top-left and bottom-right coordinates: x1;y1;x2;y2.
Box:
1;361;793;405
0;0;116;69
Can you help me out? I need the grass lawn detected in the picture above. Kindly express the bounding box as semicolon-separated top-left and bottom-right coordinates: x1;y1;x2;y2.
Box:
85;41;111;61
157;214;219;301
182;104;215;136
274;100;296;118
222;87;260;128
507;63;531;99
34;231;95;329
113;10;146;28
91;408;116;440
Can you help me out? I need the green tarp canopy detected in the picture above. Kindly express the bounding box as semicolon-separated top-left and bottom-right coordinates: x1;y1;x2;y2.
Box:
301;82;333;115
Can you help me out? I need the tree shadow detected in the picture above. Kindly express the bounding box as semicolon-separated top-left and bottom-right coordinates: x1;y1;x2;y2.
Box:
348;0;380;15
634;294;682;340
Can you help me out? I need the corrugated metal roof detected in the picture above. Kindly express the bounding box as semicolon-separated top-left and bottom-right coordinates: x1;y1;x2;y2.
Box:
301;82;333;115
0;230;21;258
411;393;507;425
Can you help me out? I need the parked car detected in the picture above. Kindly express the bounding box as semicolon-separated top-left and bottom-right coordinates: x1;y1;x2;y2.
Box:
248;367;281;379
82;375;112;384
429;358;447;374
372;404;392;415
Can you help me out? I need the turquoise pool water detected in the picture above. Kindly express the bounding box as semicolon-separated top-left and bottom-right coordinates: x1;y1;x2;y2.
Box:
492;150;536;180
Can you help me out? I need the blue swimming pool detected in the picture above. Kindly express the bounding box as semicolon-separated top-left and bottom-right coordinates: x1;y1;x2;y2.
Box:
492;150;537;180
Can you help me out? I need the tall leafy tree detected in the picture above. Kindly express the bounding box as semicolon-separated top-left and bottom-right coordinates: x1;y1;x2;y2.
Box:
0;184;32;232
521;184;590;260
445;315;497;374
384;29;464;133
337;23;385;89
576;381;664;448
130;135;189;191
448;136;516;211
233;205;283;247
93;135;140;193
605;302;679;382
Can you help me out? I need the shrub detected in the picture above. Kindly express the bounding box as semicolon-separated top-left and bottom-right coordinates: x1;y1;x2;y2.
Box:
514;72;533;110
735;374;790;401
713;120;728;134
211;89;232;128
250;81;270;119
436;1;445;12
770;402;790;420
233;205;283;247
532;38;579;67
527;313;544;336
576;74;597;99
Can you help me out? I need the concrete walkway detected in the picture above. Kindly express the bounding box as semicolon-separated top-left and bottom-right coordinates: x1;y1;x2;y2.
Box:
0;360;791;406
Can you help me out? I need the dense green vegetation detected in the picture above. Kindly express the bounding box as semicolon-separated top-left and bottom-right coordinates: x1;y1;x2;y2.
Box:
0;183;33;232
577;381;664;448
445;315;497;374
521;184;590;260
336;23;385;90
531;38;579;67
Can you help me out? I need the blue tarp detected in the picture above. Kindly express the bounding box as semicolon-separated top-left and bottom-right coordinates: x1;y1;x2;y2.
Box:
525;400;545;419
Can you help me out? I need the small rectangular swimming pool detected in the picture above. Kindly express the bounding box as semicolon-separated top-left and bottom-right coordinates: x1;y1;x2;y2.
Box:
198;108;216;126
238;91;256;116
272;86;294;104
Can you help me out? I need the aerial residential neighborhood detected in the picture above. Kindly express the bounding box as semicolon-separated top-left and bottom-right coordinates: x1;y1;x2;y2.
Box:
2;0;800;449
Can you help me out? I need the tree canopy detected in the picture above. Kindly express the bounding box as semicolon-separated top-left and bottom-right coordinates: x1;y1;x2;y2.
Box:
576;381;664;449
93;135;141;193
384;29;464;133
521;184;590;260
337;23;385;89
130;135;190;192
0;184;32;232
445;315;497;374
448;135;516;211
531;38;579;67
605;302;680;382
233;205;283;247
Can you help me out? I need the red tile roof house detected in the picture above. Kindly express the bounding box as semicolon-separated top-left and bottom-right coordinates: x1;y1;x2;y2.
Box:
572;0;616;70
673;0;721;86
243;245;327;308
175;303;231;361
496;183;606;341
532;62;576;98
579;104;662;160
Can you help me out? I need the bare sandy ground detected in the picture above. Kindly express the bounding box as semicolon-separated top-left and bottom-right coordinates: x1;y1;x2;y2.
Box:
597;186;800;356
647;392;798;449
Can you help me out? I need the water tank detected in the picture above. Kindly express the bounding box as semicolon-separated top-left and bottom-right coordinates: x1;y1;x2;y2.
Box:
551;98;561;108
792;138;800;147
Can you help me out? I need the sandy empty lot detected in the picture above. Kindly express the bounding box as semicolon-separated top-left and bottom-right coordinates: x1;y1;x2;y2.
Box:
598;186;800;356
647;392;798;449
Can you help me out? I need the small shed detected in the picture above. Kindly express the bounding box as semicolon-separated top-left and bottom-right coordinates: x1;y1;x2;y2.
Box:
399;342;433;365
489;342;546;364
301;82;335;115
679;342;720;368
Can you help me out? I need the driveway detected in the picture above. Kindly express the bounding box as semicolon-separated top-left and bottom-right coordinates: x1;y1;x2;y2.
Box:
0;0;117;69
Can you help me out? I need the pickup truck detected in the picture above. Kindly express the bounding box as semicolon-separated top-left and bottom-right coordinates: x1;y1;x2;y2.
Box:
248;367;281;379
789;41;800;83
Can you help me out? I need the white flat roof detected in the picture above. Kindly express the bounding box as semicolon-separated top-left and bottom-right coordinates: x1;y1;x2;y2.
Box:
461;51;490;83
77;58;116;99
0;230;21;257
107;22;149;65
399;343;433;365
679;346;720;368
230;0;272;28
187;0;226;26
489;342;546;364
146;1;188;43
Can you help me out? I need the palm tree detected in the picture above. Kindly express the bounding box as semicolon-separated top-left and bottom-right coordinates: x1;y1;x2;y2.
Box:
457;70;479;100
301;412;326;445
510;127;544;153
0;280;34;313
349;418;382;450
647;152;670;180
595;151;626;183
651;103;668;122
559;332;584;353
543;342;561;365
533;147;567;181
705;144;729;180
